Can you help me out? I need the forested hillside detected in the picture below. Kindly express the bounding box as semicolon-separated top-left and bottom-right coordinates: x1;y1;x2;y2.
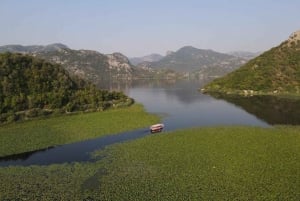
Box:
203;30;300;95
0;53;133;124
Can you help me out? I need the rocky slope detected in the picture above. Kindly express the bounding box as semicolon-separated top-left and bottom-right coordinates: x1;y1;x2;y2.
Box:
0;44;153;85
129;54;163;65
138;46;247;78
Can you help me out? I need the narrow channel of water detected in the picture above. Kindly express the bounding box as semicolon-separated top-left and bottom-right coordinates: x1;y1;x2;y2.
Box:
0;128;149;167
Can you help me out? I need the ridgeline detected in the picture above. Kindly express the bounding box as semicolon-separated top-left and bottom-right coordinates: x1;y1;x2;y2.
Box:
0;53;133;124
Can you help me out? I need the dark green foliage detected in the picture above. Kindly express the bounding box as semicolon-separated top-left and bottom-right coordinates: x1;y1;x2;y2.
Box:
0;104;159;157
0;53;132;124
204;40;300;94
210;93;300;125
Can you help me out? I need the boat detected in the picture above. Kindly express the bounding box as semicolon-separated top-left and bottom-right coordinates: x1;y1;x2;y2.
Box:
150;123;164;133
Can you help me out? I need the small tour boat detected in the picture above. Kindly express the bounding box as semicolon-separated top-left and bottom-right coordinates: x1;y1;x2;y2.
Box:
150;123;164;133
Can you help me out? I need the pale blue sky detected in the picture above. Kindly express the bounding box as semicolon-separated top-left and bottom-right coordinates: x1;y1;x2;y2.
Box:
0;0;299;57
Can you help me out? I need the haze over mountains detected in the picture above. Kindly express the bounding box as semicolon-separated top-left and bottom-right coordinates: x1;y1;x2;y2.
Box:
0;43;69;53
227;51;261;60
136;46;248;78
0;43;257;84
129;54;164;66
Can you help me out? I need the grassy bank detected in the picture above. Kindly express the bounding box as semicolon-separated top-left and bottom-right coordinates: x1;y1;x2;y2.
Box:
0;104;159;157
0;126;299;200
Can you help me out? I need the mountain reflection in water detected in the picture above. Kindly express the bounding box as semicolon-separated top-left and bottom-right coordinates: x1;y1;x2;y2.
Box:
210;93;300;125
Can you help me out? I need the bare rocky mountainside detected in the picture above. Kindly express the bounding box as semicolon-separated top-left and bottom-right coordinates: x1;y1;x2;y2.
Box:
129;54;164;65
137;46;248;79
0;44;154;85
0;44;252;82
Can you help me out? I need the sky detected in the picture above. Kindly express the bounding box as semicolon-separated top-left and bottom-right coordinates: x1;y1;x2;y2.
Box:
0;0;299;57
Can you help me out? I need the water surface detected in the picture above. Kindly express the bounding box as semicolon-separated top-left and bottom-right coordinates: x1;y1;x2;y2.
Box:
3;79;300;166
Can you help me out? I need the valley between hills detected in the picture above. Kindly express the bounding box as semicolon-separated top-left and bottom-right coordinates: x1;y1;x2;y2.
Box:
0;30;300;201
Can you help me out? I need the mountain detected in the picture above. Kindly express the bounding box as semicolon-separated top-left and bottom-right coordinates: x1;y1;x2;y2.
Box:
0;44;154;85
227;51;261;60
130;54;164;65
139;46;247;78
203;30;300;95
0;53;132;124
34;49;135;82
0;43;69;53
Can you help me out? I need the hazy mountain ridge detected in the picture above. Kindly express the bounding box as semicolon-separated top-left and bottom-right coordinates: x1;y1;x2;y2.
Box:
0;44;252;82
138;46;247;78
130;54;164;65
227;51;261;60
0;43;69;53
203;30;300;95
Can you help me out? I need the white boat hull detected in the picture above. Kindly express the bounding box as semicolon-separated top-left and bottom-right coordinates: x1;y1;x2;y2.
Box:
150;123;164;133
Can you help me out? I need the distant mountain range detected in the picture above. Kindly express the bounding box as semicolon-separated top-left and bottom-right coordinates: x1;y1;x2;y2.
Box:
203;30;300;95
129;54;164;65
137;46;248;78
0;43;69;53
0;44;156;85
0;43;256;83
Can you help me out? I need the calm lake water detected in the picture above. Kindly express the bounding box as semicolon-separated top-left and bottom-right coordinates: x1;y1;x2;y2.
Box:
2;79;300;166
126;79;269;131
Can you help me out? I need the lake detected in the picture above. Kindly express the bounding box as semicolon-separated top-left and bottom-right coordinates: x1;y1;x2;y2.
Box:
126;79;270;130
2;79;300;166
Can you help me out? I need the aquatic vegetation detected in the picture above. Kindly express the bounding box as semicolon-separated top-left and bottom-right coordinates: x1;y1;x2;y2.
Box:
0;162;104;200
0;104;159;157
96;126;300;200
0;126;299;200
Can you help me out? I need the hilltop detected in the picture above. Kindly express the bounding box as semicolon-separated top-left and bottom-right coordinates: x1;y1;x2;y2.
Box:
0;53;133;124
203;30;300;95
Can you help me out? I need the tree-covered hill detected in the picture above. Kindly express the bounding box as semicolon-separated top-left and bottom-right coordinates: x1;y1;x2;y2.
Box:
0;53;133;124
203;30;300;95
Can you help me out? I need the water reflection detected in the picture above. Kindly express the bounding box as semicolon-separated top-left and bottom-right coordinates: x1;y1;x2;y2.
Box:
210;93;300;125
0;79;276;166
128;80;269;130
